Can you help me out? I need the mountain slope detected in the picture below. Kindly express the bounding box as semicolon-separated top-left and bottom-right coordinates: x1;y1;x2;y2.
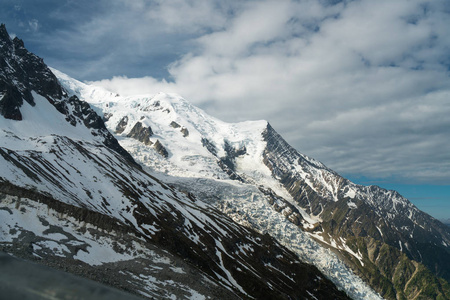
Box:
54;72;380;298
262;124;450;299
0;24;350;300
56;67;450;299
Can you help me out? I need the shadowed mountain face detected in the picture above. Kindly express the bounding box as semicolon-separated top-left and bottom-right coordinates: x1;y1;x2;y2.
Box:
0;24;350;300
0;24;62;120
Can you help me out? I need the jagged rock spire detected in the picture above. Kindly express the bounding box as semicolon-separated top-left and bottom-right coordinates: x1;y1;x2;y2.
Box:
0;24;64;120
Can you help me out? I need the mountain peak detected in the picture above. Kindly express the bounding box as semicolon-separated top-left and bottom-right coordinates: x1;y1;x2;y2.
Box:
0;23;9;40
0;24;64;120
0;24;25;50
12;36;25;49
0;23;13;54
57;70;450;298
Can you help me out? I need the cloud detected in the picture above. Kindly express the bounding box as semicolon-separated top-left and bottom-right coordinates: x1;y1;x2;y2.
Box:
91;75;178;97
28;0;247;81
89;0;450;184
4;0;448;184
143;0;232;33
27;19;39;32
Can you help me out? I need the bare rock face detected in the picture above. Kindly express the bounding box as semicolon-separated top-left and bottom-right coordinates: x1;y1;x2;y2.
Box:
126;122;153;146
201;138;217;156
180;127;189;137
170;121;189;137
115;116;128;134
153;139;168;157
0;24;138;167
261;123;450;300
170;121;181;128
0;24;63;120
0;81;24;120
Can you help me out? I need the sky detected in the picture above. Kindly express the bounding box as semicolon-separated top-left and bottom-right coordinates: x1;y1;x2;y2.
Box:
1;0;449;222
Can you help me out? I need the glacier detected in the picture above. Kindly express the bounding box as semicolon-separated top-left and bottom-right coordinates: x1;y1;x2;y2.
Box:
53;68;384;299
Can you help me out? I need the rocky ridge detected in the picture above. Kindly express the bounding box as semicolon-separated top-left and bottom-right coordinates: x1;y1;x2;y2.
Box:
262;123;450;299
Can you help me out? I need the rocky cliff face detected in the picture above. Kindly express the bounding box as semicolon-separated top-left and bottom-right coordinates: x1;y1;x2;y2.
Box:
0;24;63;120
126;121;153;145
0;24;135;165
262;123;450;299
0;24;350;300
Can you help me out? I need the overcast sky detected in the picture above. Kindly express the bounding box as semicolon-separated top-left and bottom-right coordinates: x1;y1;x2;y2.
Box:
1;0;449;220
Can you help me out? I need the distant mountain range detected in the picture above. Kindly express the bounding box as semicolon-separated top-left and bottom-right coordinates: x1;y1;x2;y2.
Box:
1;23;449;300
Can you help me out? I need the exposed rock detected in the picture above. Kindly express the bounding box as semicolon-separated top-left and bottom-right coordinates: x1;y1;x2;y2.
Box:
0;81;24;120
0;24;63;121
103;113;113;122
115;116;128;134
181;127;189;137
261;122;450;300
170;121;181;128
201;138;217;156
52;96;138;166
170;121;189;137
153;139;168;158
126;122;153;146
218;141;247;181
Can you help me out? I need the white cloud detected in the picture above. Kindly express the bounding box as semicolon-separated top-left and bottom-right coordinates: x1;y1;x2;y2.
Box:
28;19;39;32
144;0;232;33
83;0;450;184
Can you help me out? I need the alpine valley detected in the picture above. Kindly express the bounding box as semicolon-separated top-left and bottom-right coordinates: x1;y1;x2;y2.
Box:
1;24;449;300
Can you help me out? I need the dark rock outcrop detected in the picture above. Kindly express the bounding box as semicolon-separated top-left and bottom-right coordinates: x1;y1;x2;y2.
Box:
0;81;25;120
170;121;181;128
170;121;189;137
181;127;189;137
0;24;63;120
127;122;153;146
218;141;246;182
115;116;128;134
153;139;168;158
0;24;137;167
201;138;217;156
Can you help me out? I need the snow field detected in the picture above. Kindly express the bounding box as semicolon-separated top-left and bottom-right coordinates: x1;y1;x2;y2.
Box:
54;69;384;299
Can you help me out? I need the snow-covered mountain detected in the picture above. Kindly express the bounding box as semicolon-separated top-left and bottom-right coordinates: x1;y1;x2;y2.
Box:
54;63;450;298
1;23;450;300
0;24;352;299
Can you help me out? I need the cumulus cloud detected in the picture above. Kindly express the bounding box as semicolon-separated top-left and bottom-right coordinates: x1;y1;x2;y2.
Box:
88;0;450;184
4;0;449;184
143;0;232;33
